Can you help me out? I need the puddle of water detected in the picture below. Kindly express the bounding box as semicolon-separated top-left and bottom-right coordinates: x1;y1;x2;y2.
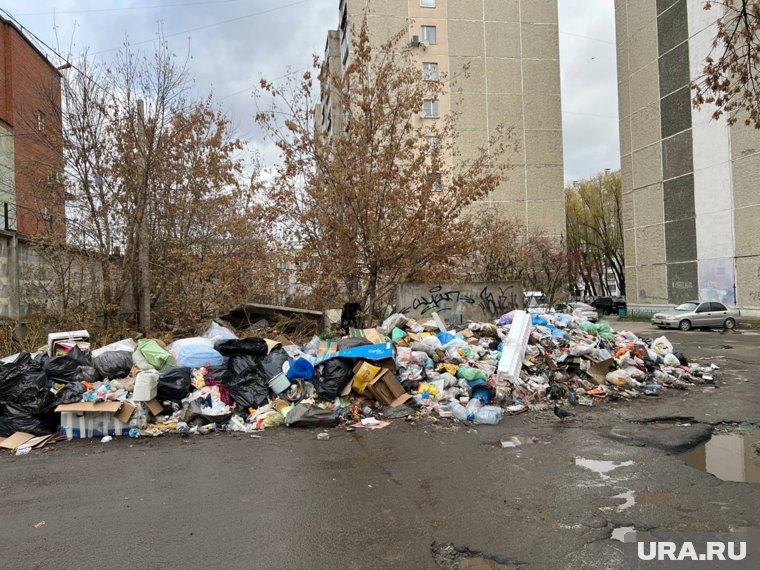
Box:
611;526;636;542
459;558;516;570
575;457;634;479
678;432;760;483
613;489;636;511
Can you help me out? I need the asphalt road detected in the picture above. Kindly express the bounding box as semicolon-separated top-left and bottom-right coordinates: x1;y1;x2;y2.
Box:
1;322;760;569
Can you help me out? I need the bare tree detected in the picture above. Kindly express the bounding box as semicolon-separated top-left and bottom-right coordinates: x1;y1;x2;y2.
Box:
692;0;760;128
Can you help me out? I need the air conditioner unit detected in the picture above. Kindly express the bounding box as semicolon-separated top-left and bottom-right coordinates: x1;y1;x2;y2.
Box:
410;35;420;47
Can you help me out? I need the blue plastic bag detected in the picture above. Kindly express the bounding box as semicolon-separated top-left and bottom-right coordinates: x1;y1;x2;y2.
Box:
176;344;224;368
287;357;314;380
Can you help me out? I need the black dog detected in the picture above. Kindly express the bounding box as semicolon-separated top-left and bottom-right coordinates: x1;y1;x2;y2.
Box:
341;302;362;335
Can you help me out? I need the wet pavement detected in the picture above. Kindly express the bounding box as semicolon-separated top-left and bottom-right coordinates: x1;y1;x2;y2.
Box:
1;321;760;569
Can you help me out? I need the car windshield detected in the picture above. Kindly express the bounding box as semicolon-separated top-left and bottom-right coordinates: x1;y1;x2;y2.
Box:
674;302;698;312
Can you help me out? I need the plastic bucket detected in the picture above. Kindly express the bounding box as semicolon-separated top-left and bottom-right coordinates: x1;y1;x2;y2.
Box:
618;308;627;317
268;372;291;394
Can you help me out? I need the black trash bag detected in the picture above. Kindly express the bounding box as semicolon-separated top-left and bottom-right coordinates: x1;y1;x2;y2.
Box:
215;337;268;358
0;402;54;437
673;351;689;366
260;348;289;380
0;353;53;415
157;367;192;401
44;346;95;384
219;356;270;410
315;357;353;400
284;403;339;428
337;337;372;350
93;351;133;379
50;382;87;408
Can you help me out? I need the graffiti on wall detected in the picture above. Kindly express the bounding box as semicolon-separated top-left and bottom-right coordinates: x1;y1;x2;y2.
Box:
397;281;521;324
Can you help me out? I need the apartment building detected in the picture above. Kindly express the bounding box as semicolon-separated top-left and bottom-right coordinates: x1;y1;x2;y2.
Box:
317;0;565;238
0;15;64;237
616;0;760;315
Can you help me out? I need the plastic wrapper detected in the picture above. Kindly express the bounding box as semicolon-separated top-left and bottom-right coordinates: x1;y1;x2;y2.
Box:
91;338;136;358
204;321;237;342
134;339;176;370
92;351;133;380
284;403;339;428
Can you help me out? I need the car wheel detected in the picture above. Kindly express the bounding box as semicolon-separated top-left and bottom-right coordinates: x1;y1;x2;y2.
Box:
724;318;736;330
679;319;692;331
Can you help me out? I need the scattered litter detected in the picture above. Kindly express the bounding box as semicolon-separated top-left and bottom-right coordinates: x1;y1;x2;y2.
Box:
501;436;522;448
0;312;714;445
317;432;330;441
33;521;46;529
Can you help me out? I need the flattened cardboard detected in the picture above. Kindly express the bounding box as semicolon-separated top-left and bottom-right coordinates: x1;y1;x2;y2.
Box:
55;401;123;414
115;401;136;423
588;358;614;385
54;401;136;423
264;339;281;354
349;328;386;344
461;329;474;338
145;399;164;416
0;432;35;450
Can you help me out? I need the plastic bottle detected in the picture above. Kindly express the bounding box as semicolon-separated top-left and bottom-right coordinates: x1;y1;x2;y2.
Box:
466;398;483;414
449;401;469;422
474;405;503;425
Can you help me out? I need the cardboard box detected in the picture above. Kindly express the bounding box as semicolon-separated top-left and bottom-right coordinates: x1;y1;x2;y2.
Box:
55;401;136;440
588;358;614;385
365;369;411;407
47;330;89;357
349;328;386;344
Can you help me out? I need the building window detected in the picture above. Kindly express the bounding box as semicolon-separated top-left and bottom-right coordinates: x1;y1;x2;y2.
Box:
422;99;439;118
422;62;439;81
420;0;436;7
421;25;437;45
37;111;46;132
426;135;440;154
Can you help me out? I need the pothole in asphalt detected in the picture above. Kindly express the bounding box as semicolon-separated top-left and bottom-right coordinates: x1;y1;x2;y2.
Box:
610;526;636;542
678;430;760;483
431;542;521;569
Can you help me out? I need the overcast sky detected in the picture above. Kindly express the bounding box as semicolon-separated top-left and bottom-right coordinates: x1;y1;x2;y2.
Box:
2;0;619;183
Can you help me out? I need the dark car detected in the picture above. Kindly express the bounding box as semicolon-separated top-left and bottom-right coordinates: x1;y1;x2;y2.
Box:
590;296;627;315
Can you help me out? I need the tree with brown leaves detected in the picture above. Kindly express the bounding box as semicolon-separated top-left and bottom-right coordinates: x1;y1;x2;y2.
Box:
255;20;509;319
692;0;760;128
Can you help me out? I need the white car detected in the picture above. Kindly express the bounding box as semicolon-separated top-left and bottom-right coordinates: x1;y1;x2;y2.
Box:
651;301;741;331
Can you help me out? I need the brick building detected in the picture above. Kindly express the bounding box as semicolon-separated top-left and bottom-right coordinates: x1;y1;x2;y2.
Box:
0;15;64;237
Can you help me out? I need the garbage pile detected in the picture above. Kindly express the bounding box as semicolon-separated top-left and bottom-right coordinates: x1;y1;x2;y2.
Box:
0;310;718;447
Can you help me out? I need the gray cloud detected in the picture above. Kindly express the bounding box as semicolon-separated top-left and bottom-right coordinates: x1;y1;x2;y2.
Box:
4;0;619;182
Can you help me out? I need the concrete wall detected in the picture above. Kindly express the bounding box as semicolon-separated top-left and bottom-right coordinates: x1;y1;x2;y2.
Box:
0;231;107;321
396;280;521;323
615;0;760;316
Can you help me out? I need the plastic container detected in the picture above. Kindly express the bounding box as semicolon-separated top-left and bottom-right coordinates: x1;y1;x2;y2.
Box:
268;372;291;394
466;398;483;415
474;405;503;425
449;401;469;422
